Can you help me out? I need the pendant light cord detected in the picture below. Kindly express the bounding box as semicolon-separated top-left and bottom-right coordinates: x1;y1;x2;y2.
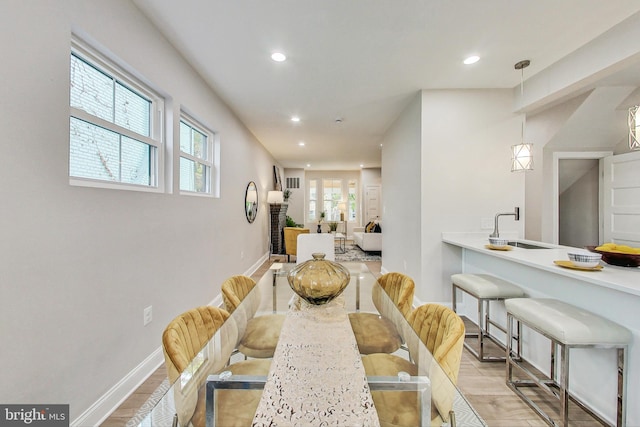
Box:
520;66;525;142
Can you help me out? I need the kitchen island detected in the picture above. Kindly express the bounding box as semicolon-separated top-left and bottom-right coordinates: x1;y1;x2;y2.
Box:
443;232;639;426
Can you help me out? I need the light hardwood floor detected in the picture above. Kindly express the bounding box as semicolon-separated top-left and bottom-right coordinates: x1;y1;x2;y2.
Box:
102;258;603;427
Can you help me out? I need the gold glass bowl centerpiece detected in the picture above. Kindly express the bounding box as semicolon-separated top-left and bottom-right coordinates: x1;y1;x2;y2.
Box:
287;253;350;305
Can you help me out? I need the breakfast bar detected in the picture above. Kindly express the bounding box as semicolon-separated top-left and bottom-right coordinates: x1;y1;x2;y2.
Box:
442;232;640;426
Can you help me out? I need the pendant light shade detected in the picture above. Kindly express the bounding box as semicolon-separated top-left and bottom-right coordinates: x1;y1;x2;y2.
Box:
511;143;534;171
512;59;534;172
629;105;640;151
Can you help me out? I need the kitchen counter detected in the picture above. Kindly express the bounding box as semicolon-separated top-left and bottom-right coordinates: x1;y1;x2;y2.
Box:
442;232;640;297
442;232;639;426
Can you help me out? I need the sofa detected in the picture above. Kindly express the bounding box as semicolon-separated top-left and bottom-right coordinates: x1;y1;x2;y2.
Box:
352;227;382;252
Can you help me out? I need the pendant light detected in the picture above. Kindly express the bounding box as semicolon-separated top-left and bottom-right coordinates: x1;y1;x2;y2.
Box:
511;60;534;171
629;105;640;150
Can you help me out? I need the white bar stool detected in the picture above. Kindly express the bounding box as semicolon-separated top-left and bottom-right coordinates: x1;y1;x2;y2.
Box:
451;273;525;361
505;298;631;427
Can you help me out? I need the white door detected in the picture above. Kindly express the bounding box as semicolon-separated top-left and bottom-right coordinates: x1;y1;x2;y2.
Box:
364;185;381;223
603;150;640;246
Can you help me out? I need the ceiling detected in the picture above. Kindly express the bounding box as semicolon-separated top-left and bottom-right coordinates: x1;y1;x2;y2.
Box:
132;0;640;170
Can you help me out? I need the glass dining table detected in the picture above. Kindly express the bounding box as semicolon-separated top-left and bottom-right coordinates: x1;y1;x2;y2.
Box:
136;262;486;427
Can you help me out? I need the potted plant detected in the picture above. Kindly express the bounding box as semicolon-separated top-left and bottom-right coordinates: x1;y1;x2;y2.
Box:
286;215;302;227
328;221;338;233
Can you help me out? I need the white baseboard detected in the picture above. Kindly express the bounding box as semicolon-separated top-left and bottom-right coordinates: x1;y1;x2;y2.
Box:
71;347;164;427
247;252;269;277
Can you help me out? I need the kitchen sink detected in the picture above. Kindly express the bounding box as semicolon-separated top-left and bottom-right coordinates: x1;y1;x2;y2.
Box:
507;241;551;249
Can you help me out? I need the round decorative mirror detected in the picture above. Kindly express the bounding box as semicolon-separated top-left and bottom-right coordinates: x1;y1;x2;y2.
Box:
245;181;258;223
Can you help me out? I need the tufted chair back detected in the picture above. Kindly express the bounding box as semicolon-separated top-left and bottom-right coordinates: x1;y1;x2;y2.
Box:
406;303;465;383
161;306;230;384
221;275;256;313
161;306;262;427
373;272;415;318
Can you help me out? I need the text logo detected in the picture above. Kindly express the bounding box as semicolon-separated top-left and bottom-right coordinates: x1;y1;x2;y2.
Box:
1;405;69;426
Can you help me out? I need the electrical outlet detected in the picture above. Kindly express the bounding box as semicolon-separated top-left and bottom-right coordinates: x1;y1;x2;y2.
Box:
481;218;494;230
240;251;244;260
144;306;153;326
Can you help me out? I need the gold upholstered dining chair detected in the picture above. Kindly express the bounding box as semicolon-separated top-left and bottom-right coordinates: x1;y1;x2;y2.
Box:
361;303;466;426
348;272;415;354
161;306;271;427
283;227;309;262
221;275;285;358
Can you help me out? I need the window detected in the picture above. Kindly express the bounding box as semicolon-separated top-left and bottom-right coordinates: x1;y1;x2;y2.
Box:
179;114;215;194
308;180;318;221
323;179;342;221
307;178;358;223
348;180;357;221
69;39;163;190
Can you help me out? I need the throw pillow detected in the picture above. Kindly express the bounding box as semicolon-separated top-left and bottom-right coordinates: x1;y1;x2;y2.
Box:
365;221;375;233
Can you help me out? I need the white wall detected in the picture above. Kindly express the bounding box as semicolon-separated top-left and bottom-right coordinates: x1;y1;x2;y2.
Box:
282;168;305;225
0;1;276;423
381;93;422;283
421;90;525;302
383;90;525;303
361;168;382;188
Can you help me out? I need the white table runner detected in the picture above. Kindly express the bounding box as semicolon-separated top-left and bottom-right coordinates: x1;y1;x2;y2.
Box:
252;295;380;426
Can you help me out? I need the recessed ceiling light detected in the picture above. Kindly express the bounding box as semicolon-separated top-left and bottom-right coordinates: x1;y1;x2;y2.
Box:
360;164;364;168
291;116;300;122
271;52;286;62
298;141;305;146
306;163;311;167
464;55;480;65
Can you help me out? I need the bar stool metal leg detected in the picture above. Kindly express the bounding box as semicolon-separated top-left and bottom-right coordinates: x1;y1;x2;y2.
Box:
559;344;569;427
477;297;484;360
618;347;627;427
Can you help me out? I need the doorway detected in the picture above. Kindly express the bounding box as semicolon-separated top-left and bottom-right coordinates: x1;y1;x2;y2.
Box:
558;159;599;247
552;151;611;246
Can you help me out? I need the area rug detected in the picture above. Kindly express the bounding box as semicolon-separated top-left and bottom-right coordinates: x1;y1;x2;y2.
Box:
335;244;381;262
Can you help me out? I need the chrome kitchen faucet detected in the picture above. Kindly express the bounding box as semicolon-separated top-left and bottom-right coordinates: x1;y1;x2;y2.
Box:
490;207;520;238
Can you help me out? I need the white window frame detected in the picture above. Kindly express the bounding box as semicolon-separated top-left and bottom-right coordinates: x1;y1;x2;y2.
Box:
179;112;217;197
347;179;357;222
69;36;164;192
322;178;343;221
307;178;358;223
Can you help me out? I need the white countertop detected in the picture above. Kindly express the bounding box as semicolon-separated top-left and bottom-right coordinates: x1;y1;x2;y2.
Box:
442;232;640;298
